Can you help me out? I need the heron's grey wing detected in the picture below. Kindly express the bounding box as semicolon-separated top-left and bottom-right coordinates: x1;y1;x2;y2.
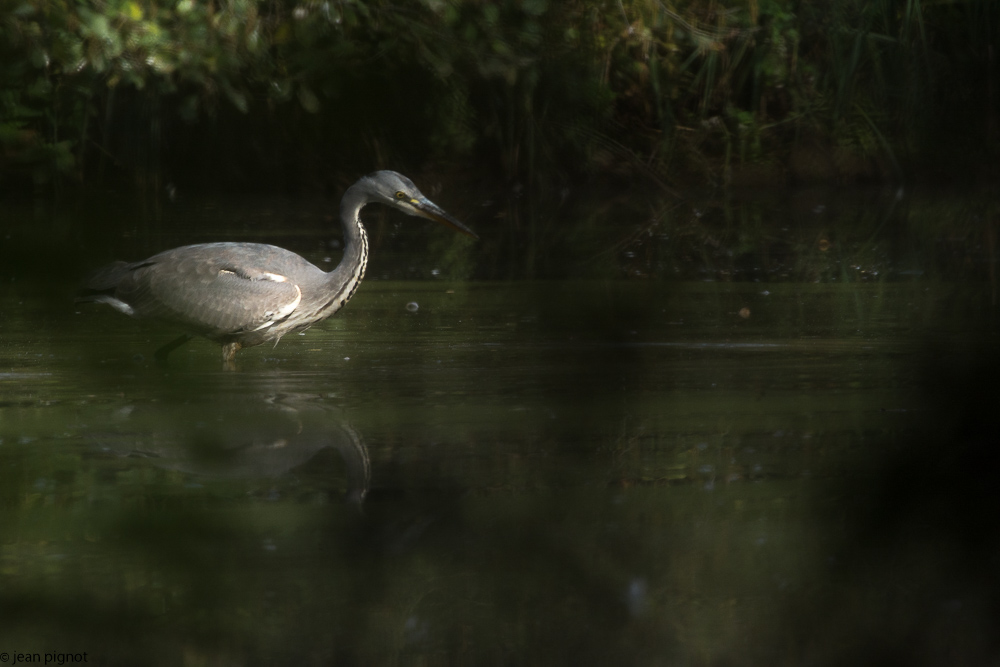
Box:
115;246;304;335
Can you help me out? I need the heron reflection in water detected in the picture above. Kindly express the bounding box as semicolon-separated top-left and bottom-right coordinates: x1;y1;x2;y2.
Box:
106;394;371;505
79;171;477;366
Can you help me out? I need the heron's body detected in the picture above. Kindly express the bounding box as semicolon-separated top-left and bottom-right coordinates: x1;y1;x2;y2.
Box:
79;171;475;364
87;240;366;353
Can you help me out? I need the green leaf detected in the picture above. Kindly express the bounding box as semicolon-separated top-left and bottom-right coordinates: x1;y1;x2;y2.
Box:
297;85;320;113
224;85;248;113
0;121;27;144
52;140;76;171
522;0;548;17
29;48;48;69
178;95;200;122
125;2;143;21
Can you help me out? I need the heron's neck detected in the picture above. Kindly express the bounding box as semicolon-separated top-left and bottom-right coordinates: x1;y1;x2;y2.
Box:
327;183;370;303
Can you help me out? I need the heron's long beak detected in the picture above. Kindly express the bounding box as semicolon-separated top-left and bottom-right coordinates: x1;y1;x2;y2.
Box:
411;198;479;239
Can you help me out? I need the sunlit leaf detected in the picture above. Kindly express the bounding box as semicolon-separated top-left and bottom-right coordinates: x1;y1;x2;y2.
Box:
225;85;248;113
270;79;292;100
297;85;320;113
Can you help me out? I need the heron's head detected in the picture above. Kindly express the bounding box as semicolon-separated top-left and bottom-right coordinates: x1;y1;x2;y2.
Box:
362;170;478;239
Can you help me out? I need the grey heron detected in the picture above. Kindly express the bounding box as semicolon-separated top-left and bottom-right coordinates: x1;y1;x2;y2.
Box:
79;171;477;365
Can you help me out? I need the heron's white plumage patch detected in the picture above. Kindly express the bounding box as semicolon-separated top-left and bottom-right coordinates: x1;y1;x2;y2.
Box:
277;285;302;318
93;295;135;316
261;272;287;282
339;219;369;306
251;284;302;331
217;269;287;283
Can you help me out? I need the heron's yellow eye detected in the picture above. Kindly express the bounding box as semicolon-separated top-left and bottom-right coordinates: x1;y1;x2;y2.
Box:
395;191;406;199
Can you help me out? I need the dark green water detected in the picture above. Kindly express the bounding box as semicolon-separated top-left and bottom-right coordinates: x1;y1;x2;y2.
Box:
1;188;998;665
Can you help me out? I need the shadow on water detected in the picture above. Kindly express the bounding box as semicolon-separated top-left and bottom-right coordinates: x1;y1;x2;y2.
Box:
748;338;1000;667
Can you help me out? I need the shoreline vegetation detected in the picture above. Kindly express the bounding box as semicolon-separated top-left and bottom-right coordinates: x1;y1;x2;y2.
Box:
1;0;997;195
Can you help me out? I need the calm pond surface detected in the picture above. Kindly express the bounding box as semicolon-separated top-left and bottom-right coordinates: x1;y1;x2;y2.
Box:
1;185;998;665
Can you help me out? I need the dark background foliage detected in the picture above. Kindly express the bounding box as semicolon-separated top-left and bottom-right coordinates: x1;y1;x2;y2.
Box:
1;0;997;195
0;0;998;198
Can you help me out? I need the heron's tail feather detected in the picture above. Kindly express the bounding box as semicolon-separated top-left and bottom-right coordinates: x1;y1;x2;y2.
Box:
76;261;130;300
76;262;139;316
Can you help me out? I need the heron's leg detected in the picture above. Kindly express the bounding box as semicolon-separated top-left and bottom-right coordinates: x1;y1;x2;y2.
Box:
154;334;193;362
221;341;242;370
